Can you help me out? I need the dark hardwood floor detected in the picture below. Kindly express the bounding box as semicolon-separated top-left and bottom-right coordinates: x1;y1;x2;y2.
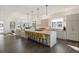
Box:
0;34;79;53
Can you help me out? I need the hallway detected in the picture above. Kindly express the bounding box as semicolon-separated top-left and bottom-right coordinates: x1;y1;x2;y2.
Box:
0;34;78;53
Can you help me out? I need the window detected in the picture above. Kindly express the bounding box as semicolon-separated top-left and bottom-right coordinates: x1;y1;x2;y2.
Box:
51;18;64;30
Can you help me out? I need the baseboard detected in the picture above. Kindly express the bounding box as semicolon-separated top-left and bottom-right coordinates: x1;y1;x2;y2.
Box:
57;38;79;43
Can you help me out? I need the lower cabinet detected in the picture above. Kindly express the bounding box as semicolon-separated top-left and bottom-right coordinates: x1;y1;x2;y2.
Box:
67;33;79;42
57;31;67;40
57;31;79;42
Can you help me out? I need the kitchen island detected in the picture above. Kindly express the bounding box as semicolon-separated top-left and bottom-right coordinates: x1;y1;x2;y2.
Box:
25;29;57;48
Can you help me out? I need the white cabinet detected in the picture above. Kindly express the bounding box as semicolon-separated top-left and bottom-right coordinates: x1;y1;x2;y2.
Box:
57;14;79;42
57;31;67;40
50;31;57;47
66;14;79;41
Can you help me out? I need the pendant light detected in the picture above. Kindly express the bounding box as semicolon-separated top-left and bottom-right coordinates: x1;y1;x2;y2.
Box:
37;8;39;20
27;13;29;26
31;11;34;21
45;5;48;16
27;13;29;20
31;10;36;29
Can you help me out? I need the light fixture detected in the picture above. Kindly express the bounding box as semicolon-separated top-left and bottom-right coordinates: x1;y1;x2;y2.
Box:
37;8;39;20
31;11;34;21
27;13;29;20
45;5;48;16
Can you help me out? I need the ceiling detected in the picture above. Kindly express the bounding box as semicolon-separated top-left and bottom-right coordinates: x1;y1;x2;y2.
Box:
0;5;78;20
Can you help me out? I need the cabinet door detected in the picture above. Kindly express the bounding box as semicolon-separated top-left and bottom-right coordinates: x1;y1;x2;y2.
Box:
73;33;79;41
67;33;74;41
57;31;67;39
66;15;73;40
66;14;79;41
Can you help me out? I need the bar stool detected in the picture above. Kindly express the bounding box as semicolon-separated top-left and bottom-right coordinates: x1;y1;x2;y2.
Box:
41;34;48;47
27;31;30;39
37;33;48;47
29;32;31;38
25;31;28;39
36;33;41;42
32;32;35;40
33;32;38;41
30;32;33;39
25;31;29;37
